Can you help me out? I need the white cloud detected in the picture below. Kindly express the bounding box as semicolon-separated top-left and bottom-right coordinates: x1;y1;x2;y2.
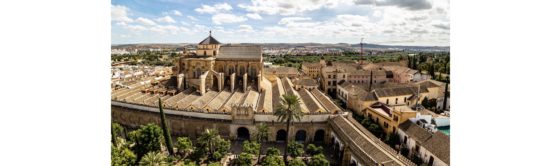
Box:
125;25;147;31
136;17;156;26
111;5;133;23
376;0;432;11
246;13;262;20
238;0;345;16
354;0;375;5
212;13;247;25
187;15;198;21
150;25;181;34
116;22;127;26
238;25;254;32
278;17;315;27
195;3;233;14
157;16;176;23
172;10;182;16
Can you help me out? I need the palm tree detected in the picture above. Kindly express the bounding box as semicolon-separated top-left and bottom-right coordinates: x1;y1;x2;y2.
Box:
274;94;303;165
256;123;269;163
139;151;167;166
200;129;219;157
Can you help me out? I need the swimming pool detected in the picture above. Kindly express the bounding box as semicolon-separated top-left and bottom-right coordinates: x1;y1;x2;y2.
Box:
437;126;450;136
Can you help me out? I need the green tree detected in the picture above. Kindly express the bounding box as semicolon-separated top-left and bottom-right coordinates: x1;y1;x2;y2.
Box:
242;140;260;155
112;123;124;145
194;129;231;162
255;123;269;163
236;152;253;166
208;162;221;166
176;137;193;159
288;158;307;166
158;98;174;156
305;144;323;156
442;80;449;111
421;96;430;109
307;154;329;166
139;151;167;166
212;137;230;161
111;138;136;166
274;94;304;164
287;141;304;158
128;123;163;162
262;147;284;166
266;147;281;156
429;63;436;79
385;133;400;148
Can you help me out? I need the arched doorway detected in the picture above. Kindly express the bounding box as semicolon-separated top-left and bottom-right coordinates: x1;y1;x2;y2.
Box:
276;129;287;142
295;130;306;143
333;142;340;159
237;127;250;141
314;129;325;143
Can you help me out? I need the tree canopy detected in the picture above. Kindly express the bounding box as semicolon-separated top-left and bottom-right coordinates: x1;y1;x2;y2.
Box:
287;141;305;158
128;123;163;161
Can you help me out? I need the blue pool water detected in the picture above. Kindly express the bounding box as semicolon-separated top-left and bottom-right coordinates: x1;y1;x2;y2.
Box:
437;126;450;136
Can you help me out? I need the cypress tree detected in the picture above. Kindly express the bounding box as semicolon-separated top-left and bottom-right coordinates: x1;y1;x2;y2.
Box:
111;123;117;145
429;63;436;79
158;98;174;156
412;55;417;69
407;56;412;68
442;79;449;111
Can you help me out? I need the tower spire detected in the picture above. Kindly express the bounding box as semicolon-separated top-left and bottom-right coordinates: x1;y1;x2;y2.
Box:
209;30;212;36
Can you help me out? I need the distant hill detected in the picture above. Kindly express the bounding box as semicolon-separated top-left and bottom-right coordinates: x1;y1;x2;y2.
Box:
112;43;449;52
350;43;449;51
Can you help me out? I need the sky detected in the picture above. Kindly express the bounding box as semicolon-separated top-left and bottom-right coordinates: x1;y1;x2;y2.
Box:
111;0;449;46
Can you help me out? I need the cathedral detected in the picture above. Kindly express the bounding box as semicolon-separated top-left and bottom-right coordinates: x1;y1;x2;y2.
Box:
174;32;263;95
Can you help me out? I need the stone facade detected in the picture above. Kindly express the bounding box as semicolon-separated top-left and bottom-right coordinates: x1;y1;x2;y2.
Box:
112;105;330;143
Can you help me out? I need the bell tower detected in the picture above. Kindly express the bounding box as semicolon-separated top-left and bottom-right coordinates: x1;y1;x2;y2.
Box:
196;31;221;57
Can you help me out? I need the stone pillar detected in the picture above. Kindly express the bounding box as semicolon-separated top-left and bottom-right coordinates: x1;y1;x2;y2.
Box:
341;146;351;166
200;72;207;95
177;74;184;91
230;73;236;92
218;73;224;91
243;73;248;92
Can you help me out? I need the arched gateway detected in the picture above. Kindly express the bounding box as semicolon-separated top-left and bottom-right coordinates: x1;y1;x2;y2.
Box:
276;129;287;142
237;127;250;141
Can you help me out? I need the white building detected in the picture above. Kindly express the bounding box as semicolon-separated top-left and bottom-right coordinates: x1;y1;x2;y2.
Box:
397;120;450;166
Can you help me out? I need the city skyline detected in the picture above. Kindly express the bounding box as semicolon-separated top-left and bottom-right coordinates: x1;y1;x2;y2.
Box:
112;0;450;46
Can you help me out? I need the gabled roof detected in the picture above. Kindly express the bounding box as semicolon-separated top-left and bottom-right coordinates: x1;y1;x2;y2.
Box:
217;45;262;60
399;120;450;165
198;35;221;45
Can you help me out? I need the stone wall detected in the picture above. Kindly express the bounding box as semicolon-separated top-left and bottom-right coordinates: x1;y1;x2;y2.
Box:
112;105;331;143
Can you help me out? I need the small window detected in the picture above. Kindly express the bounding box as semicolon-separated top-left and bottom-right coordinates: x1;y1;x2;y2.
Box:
396;98;398;104
386;99;389;104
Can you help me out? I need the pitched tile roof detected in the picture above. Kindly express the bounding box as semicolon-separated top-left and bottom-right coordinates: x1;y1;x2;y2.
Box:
399;120;450;165
198;35;221;44
216;45;262;60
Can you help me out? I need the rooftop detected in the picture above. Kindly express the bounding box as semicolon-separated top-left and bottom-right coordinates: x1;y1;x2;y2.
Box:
217;45;262;60
198;34;221;45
